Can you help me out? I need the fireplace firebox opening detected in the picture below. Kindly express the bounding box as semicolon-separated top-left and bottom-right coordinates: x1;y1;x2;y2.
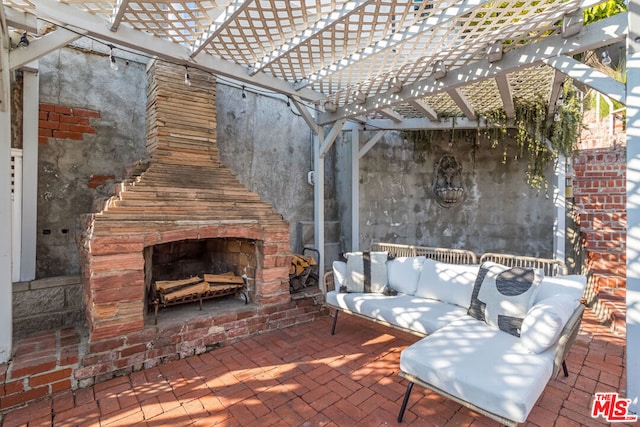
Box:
144;238;258;322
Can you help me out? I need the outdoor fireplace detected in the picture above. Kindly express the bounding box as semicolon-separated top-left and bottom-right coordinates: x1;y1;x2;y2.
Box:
79;61;292;343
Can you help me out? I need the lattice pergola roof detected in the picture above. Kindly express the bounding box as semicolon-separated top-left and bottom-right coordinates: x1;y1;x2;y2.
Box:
0;0;628;128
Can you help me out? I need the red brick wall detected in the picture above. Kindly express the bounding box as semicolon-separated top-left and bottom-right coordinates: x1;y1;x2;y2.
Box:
38;103;99;145
572;146;626;332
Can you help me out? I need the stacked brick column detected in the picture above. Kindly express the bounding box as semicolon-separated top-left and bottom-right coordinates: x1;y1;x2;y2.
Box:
572;146;626;334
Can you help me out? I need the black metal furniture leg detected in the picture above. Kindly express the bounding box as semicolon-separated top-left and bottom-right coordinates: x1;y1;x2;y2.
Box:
331;310;339;335
397;382;414;422
562;360;569;377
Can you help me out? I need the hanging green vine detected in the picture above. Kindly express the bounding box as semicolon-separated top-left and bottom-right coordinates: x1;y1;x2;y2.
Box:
401;79;583;190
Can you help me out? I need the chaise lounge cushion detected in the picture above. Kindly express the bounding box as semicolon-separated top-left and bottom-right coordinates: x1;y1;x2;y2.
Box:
414;260;480;307
326;291;468;335
468;261;542;337
400;315;554;424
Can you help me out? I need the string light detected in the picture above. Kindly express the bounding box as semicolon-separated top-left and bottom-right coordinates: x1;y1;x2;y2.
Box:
242;86;247;99
601;50;612;67
108;44;118;71
184;65;191;86
17;32;30;48
556;82;564;107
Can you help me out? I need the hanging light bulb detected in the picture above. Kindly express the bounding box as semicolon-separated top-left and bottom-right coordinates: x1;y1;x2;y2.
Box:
557;82;564;107
601;50;612;67
107;45;119;71
17;32;30;48
184;65;192;86
242;86;247;99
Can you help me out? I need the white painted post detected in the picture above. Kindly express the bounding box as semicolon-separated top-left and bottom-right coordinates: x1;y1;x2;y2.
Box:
351;127;360;251
314;126;325;276
626;1;640;413
20;68;38;281
554;154;566;263
0;39;13;364
10;149;22;283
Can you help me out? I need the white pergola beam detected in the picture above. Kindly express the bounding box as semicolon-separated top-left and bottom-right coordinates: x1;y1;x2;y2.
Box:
291;96;319;135
297;0;488;89
314;127;325;278
547;69;567;119
320;119;347;156
10;27;85;70
4;6;38;33
110;0;131;32
351;127;360;252
447;88;476;121
0;4;7;112
626;0;640;414
13;0;324;104
363;117;491;130
190;0;252;58
20;67;38;281
495;74;515;119
317;13;627;125
250;0;371;76
553;155;566;262
408;99;438;121
543;55;626;103
359;130;388;159
378;108;403;123
0;22;12;364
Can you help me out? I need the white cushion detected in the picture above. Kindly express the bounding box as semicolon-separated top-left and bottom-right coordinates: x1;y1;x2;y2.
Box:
387;256;426;295
332;261;347;291
344;251;389;293
400;316;554;424
414;261;479;307
534;275;587;304
520;295;579;353
468;261;542;337
326;292;467;335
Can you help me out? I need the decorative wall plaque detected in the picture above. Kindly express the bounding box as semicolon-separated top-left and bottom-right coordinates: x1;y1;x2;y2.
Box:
433;154;465;208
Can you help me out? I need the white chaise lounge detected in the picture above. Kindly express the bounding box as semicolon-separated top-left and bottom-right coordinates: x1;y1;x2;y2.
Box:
323;243;586;426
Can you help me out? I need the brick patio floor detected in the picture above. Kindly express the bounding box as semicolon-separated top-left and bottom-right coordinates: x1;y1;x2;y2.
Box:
0;308;629;426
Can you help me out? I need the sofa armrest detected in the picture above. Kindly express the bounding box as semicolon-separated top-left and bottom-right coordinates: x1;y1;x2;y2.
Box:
324;271;336;294
552;302;585;378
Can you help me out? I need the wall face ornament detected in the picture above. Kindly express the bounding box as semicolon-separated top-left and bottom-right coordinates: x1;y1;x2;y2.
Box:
433;154;465;208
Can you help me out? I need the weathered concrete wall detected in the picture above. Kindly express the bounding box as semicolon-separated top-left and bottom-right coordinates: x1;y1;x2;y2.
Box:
216;84;340;257
336;130;556;258
37;44;148;277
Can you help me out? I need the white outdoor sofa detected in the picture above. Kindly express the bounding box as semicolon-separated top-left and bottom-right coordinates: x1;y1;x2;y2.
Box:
323;243;586;426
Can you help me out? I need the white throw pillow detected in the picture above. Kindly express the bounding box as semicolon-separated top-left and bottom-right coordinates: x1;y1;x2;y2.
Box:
387;256;426;295
468;261;542;337
343;251;389;293
520;295;579;353
332;261;347;291
414;261;479;307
